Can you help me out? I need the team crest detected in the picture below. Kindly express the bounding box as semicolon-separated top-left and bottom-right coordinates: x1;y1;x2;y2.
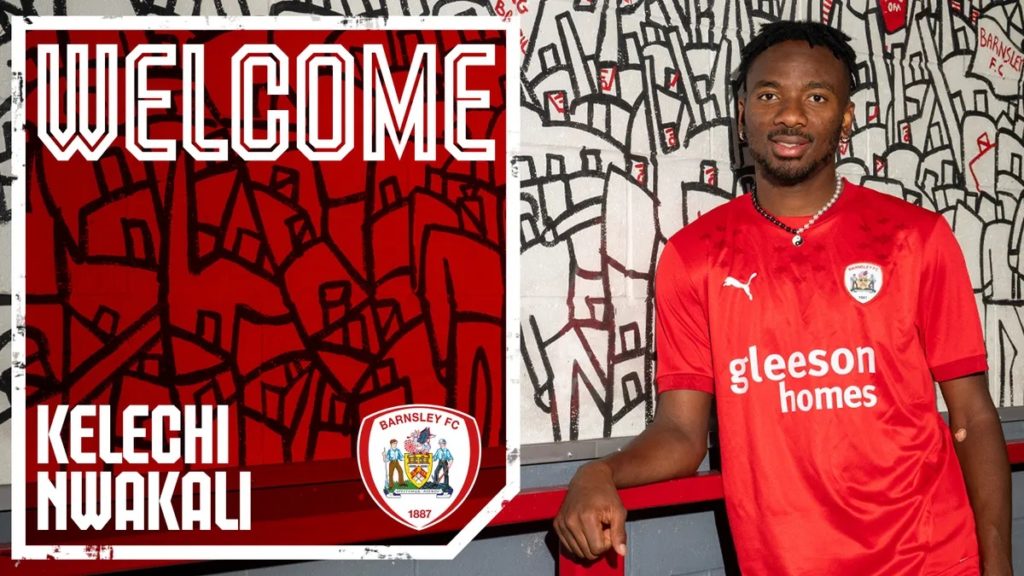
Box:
357;404;481;531
845;263;883;303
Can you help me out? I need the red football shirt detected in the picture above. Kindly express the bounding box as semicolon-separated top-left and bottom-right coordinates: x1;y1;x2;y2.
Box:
655;180;985;575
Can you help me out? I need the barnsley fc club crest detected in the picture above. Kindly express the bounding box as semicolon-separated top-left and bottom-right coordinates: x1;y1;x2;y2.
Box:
845;263;883;303
357;405;481;530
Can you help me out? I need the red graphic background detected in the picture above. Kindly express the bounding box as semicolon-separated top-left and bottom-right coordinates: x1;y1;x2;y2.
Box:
22;28;508;546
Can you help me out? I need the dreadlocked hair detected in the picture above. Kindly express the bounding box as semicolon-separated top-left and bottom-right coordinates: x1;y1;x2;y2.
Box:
735;21;859;96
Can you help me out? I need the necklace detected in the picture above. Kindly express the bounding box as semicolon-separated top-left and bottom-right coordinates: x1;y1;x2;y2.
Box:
751;177;843;247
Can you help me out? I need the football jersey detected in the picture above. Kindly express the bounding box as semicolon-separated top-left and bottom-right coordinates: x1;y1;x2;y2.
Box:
655;180;985;576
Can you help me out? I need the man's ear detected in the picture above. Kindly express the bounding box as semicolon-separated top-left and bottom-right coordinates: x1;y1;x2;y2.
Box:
842;100;854;139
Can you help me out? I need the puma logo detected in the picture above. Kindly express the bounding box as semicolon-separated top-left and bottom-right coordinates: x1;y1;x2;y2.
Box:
724;273;757;301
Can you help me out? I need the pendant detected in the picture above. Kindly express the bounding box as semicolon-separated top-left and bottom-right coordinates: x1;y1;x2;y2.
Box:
792;235;804;246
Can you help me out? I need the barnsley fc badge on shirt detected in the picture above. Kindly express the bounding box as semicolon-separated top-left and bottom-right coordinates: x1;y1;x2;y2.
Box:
357;405;482;531
845;263;883;303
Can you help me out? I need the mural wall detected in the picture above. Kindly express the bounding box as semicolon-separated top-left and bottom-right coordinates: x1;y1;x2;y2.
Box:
0;0;1022;486
516;0;1024;442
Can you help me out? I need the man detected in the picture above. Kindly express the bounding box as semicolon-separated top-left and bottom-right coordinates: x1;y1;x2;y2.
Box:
433;438;454;486
383;438;404;490
554;21;1011;576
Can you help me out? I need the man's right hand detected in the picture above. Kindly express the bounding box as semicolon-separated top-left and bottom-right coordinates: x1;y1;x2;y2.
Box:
552;389;713;562
554;461;628;561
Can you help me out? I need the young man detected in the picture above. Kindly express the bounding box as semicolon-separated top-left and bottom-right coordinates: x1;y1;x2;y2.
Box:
554;21;1012;576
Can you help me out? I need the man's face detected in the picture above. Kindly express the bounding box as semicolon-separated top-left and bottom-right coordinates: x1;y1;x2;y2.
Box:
738;40;854;186
391;441;397;448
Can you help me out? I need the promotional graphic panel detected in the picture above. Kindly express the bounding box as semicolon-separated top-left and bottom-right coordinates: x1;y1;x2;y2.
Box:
11;16;519;560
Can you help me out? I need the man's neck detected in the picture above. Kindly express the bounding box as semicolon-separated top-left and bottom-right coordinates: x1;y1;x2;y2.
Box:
754;166;839;217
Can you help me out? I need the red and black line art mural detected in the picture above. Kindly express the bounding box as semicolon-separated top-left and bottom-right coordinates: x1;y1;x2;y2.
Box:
15;26;508;544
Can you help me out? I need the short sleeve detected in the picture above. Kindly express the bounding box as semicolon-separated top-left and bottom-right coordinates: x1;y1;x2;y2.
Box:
655;240;714;394
916;217;988;382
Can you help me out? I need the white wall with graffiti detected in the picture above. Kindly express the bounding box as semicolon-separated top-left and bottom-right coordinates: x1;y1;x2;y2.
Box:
515;0;1024;442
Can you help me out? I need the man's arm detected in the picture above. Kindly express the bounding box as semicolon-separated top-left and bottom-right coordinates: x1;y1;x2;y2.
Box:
939;373;1011;576
553;389;712;561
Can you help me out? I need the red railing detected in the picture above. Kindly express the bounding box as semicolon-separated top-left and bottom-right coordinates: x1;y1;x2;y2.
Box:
5;441;1024;575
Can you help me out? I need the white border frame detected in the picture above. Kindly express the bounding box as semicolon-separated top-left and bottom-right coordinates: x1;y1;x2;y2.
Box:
11;15;521;561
